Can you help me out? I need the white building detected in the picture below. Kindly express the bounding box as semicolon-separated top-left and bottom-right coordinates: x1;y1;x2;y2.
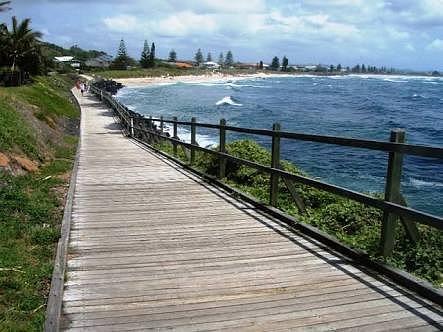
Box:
203;61;220;69
54;56;81;68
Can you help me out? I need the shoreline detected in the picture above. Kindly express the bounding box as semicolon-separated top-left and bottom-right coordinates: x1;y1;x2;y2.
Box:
113;72;442;88
113;72;286;87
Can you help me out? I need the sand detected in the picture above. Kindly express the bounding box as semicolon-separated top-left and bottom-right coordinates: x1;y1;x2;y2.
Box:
113;72;293;87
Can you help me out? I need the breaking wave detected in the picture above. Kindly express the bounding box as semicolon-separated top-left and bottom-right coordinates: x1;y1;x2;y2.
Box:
215;96;243;106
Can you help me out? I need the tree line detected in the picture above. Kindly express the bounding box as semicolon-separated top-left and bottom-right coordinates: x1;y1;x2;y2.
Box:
193;49;234;67
0;14;44;76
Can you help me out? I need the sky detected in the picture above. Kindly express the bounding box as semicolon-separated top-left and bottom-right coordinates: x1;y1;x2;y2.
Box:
3;0;443;70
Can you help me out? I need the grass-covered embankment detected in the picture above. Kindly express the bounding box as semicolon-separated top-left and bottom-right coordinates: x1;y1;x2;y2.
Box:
155;139;442;287
89;67;260;79
0;75;79;331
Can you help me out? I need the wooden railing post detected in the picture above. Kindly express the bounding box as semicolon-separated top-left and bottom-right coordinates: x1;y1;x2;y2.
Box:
219;119;227;179
148;116;153;143
173;117;178;157
160;116;164;144
380;129;405;257
160;116;164;134
190;117;197;165
270;123;281;207
130;117;134;137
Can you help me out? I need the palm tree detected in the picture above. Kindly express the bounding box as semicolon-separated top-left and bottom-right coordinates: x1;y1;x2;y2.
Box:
4;16;42;72
0;1;11;12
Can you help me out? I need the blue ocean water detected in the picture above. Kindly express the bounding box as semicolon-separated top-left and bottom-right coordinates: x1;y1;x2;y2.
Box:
117;74;443;216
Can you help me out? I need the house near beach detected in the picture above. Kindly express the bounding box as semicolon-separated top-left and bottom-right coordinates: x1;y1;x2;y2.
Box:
203;61;220;69
85;55;112;68
54;56;81;68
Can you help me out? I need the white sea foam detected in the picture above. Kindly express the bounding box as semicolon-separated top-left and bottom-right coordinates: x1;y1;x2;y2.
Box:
409;178;443;188
215;96;243;106
162;123;217;148
383;78;408;83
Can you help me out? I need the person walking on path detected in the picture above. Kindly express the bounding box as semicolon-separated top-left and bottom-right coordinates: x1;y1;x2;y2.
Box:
80;82;85;96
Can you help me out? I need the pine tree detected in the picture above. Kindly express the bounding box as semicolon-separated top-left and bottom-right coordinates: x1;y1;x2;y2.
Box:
225;50;234;67
206;52;212;62
330;65;335;72
337;64;342;72
195;48;203;65
282;56;289;71
140;40;150;68
168;49;177;62
218;52;224;66
361;64;366;73
111;39;130;70
259;60;264;70
270;56;280;70
148;42;155;67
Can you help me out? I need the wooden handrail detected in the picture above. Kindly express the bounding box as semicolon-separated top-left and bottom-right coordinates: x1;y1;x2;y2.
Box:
91;86;443;159
90;85;443;257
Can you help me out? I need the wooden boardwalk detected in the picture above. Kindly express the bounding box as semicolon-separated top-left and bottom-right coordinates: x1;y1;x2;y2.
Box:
59;91;443;331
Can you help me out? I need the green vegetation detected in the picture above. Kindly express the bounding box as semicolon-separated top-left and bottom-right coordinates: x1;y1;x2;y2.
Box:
6;76;78;125
225;50;234;67
0;16;43;76
282;56;289;71
218;52;224;65
0;96;40;159
0;161;73;331
271;56;280;70
194;48;204;65
110;39;136;70
140;40;151;68
0;74;79;331
168;49;177;62
155;139;442;286
94;66;256;79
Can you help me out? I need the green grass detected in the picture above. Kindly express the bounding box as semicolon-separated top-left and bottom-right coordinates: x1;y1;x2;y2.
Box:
154;139;442;286
90;67;261;79
0;75;79;159
0;159;74;331
0;98;40;160
7;76;79;123
0;74;79;331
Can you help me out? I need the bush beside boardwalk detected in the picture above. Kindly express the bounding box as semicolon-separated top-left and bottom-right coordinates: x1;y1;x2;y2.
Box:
0;75;80;331
155;139;442;287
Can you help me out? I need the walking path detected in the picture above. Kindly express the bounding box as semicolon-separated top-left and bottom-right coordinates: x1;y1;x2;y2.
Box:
59;90;442;331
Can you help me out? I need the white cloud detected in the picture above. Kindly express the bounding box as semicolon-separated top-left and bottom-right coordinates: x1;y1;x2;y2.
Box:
154;11;217;37
427;39;443;51
405;43;415;52
386;27;410;40
165;0;266;14
103;14;139;32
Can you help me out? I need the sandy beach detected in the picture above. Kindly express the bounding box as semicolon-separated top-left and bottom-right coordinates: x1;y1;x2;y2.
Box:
113;72;293;87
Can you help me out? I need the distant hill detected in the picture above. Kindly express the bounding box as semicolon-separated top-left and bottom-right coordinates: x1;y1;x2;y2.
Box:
41;42;109;62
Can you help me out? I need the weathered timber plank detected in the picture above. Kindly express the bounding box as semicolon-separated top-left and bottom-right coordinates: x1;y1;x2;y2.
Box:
58;92;442;331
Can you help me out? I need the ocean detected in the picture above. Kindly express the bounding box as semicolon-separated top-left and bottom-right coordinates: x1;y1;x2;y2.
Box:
116;74;443;216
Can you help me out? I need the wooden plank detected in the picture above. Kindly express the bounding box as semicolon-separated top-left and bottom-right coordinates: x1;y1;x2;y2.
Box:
44;89;82;332
57;90;442;331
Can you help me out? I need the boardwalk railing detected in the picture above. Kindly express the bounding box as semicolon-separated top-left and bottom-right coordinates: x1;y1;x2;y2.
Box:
90;86;443;257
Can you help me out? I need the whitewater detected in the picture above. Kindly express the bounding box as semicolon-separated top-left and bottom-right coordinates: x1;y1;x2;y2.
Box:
116;74;443;215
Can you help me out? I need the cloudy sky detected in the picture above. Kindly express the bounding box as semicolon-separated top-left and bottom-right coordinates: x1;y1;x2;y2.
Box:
3;0;443;70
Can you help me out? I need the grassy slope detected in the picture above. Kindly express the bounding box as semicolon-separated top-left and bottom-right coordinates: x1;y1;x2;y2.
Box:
0;75;79;331
90;67;259;79
156;140;442;287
